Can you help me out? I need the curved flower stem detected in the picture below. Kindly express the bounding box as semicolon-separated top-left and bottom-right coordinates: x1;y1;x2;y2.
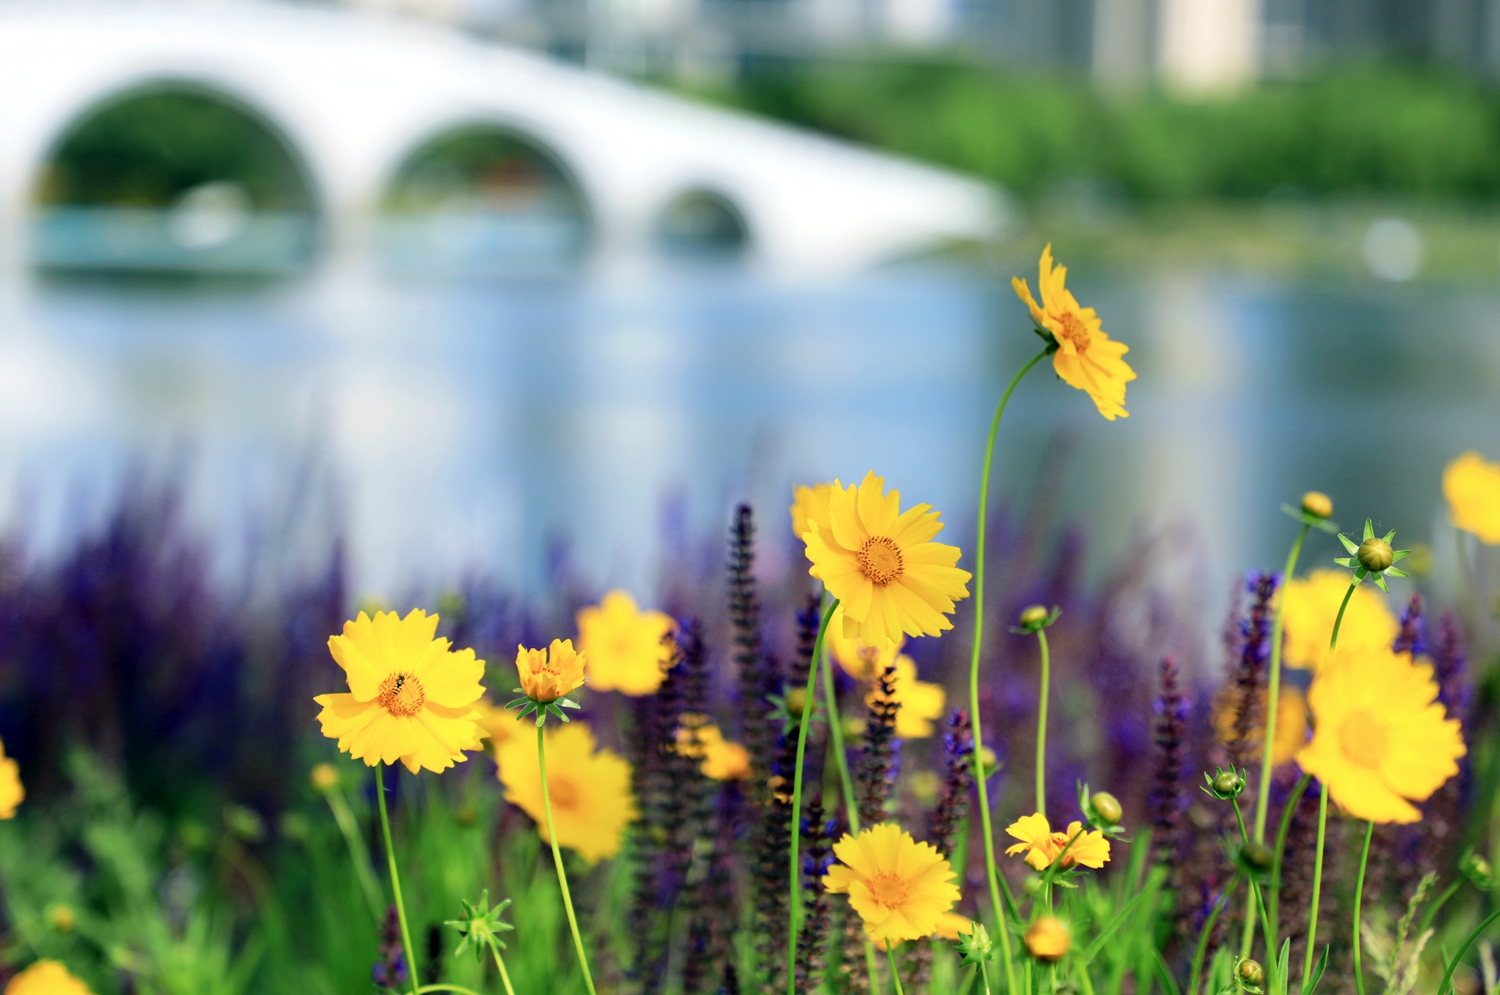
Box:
969;347;1047;992
1255;522;1309;842
488;939;518;995
376;763;422;995
1437;904;1500;994
415;985;485;995
323;782;385;923
787;597;839;995
1352;820;1374;995
538;724;599;995
1268;771;1314;950
1035;627;1051;817
1328;582;1358;656
1187;872;1241;995
1301;783;1329;993
886;941;907;995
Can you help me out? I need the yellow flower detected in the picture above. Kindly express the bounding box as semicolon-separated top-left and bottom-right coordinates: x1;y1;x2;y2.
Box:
0;738;23;819
791;482;835;541
1444;451;1500;544
473;698;529;753
5;961;94;995
1212;686;1309;768
576;591;676;696
1280;569;1398;670
1024;916;1071;961
803;471;971;648
864;656;945;739
309;763;339;791
826;604;904;680
1004;813;1110;871
516;638;587;704
934;911;973;940
1297;646;1465;824
822;823;960;947
314;609;486;775
1012;244;1136;421
675;716;751;780
496;721;637;863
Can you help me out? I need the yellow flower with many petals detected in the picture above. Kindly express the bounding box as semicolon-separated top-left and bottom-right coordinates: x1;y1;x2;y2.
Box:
1012;244;1135;421
791;482;835;542
1444;451;1500;545
497;721;637;863
864;656;945;739
314;609;486;775
675;716;751;780
1004;813;1111;871
1297;646;1465;824
822;823;960;947
1025;916;1071;961
826;604;904;680
516;639;587;705
803;471;971;648
1280;569;1397;671
5;960;94;995
576;591;676;696
1212;686;1309;768
0;738;23;819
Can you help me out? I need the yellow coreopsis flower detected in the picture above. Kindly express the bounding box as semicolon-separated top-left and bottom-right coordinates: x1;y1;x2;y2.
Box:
822;823;960;946
1297;646;1465;824
576;591;676;696
1280;569;1398;671
826;604;904;680
0;738;23;819
1444;451;1500;544
496;721;637;862
1004;813;1111;871
516;639;587;705
675;716;751;780
1012;244;1136;421
864;656;945;739
1024;916;1071;961
803;471;971;648
314;609;486;775
791;482;835;541
5;960;94;995
474;699;530;754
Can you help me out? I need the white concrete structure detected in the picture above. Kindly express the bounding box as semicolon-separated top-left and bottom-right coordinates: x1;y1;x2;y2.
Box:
0;0;1002;278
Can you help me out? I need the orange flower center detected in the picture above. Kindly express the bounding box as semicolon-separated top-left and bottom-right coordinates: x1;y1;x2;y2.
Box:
378;671;425;716
857;536;904;586
1338;709;1389;768
1055;311;1091;351
550;776;580;810
866;871;910;909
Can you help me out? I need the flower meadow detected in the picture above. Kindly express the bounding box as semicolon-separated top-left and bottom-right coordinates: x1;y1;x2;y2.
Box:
1;248;1500;995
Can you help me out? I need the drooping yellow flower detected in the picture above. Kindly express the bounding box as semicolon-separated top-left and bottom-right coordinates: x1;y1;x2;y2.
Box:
864;656;945;739
675;716;751;780
1004;813;1111;871
1444;451;1500;544
1280;569;1398;671
826;604;904;680
1297;646;1465;824
1212;686;1309;768
1012;244;1135;421
1024;916;1071;961
576;591;676;696
822;823;960;946
803;471;971;648
791;482;835;541
496;721;637;863
5;960;94;995
314;609;486;775
516;639;587;705
0;738;23;819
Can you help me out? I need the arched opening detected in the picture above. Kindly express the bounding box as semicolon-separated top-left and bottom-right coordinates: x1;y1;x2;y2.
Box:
652;189;749;263
377;123;590;277
31;83;319;276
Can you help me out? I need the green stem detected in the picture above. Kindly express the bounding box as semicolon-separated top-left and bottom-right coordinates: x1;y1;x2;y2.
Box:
1352;820;1373;995
788;598;839;995
1437;904;1500;994
415;986;486;995
886;941;907;995
978;954;992;995
1036;627;1051;817
488;939;518;995
1232;797;1260;966
1268;771;1314;951
1187;873;1241;995
376;763;422;995
538;725;599;995
1301;783;1328;993
1256;523;1309;841
820;606;860;833
1328;582;1358;654
323;783;385;923
1417;878;1463;939
969;346;1047;993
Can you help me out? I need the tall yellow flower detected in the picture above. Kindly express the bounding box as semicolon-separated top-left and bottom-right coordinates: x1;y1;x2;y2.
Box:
1297;646;1465;823
822;823;960;946
675;716;751;780
515;639;587;705
5;961;94;995
1280;569;1397;670
1012;244;1135;421
496;722;637;862
791;482;835;541
576;591;676;696
865;656;945;739
1004;813;1110;871
803;471;971;648
1444;451;1500;544
826;604;904;680
0;738;23;819
314;609;486;775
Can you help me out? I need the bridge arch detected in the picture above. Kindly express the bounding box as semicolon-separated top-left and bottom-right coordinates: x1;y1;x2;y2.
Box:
652;187;751;262
29;79;322;276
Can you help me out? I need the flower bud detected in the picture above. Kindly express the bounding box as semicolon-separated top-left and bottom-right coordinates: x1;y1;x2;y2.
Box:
1239;841;1274;873
1462;851;1493;889
785;688;808;718
1024;916;1070;961
1090;791;1123;826
1300;491;1333;519
1019;605;1050;628
310;763;339;791
1210;770;1245;799
1357;537;1394;573
45;902;76;933
1237;958;1264;988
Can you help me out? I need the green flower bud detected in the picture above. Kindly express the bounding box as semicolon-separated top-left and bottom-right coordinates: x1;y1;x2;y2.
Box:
1462;851;1493;889
1210;770;1245;799
1301;491;1333;519
1239;841;1274;872
1237;958;1264;988
1019;605;1050;628
1090;791;1123;826
1357;537;1394;573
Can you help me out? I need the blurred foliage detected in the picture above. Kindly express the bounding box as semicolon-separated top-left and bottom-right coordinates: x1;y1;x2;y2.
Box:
683;61;1500;202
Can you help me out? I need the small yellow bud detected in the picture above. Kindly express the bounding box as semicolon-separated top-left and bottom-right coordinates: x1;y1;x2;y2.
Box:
1300;491;1333;519
1090;791;1123;825
45;902;76;933
1019;605;1050;628
1237;958;1264;987
454;805;478;828
785;688;808;717
1357;537;1394;573
1024;916;1070;961
310;763;339;791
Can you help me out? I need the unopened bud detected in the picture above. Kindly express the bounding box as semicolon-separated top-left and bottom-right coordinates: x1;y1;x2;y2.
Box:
1239;841;1274;872
1237;958;1264;988
785;688;808;717
1019;605;1050;628
1357;537;1394;573
1211;770;1245;798
1090;792;1123;826
45;903;76;933
1300;491;1333;519
310;763;339;791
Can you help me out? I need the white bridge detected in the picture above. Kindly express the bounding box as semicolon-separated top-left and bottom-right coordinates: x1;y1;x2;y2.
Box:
0;0;1002;278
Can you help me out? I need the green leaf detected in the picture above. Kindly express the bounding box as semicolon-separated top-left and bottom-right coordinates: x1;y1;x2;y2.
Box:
1304;945;1330;995
1387;567;1409;579
1079;886;1152;965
